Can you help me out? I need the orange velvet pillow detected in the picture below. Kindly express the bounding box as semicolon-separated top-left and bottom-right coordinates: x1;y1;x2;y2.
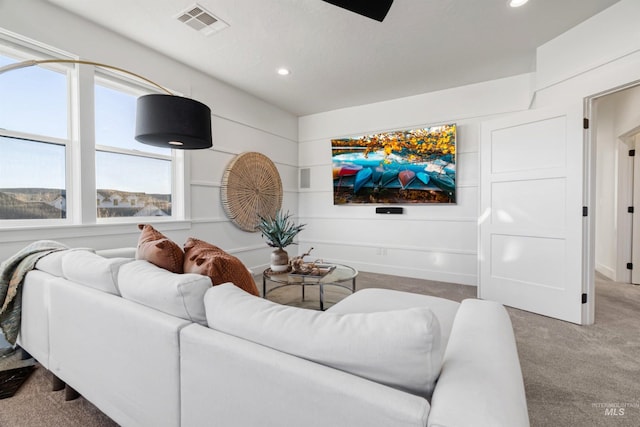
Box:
183;237;259;296
136;224;184;274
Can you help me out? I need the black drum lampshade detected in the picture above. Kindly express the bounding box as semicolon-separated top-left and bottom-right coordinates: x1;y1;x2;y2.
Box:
322;0;394;22
135;94;212;150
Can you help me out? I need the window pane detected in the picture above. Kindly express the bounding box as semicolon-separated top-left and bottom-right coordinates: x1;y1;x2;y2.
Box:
0;136;66;219
96;151;171;218
95;82;171;156
0;54;68;139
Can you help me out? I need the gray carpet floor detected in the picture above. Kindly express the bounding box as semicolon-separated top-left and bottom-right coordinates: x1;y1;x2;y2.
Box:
0;272;638;426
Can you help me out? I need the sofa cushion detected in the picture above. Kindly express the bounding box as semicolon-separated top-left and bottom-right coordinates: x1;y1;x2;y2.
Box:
328;288;460;358
61;250;131;295
183;238;259;296
205;283;442;398
118;260;212;324
136;224;184;274
36;248;94;277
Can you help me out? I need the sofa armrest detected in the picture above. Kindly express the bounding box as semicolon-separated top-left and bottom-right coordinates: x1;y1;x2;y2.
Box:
48;278;191;427
180;324;430;427
428;299;529;427
18;270;54;368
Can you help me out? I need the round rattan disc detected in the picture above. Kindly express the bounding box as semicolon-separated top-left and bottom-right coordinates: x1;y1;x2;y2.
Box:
221;152;283;232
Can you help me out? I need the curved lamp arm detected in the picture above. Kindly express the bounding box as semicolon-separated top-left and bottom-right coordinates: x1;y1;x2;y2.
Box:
0;58;173;95
0;58;212;149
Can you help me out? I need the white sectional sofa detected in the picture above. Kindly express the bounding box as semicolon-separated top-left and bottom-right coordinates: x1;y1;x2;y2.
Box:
17;247;529;427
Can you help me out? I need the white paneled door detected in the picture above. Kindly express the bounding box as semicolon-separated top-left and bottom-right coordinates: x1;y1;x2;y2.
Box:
479;106;587;324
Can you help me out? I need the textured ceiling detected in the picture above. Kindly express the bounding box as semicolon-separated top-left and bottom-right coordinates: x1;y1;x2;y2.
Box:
45;0;620;116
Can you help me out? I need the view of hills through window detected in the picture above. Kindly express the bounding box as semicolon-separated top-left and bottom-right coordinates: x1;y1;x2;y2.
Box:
0;138;171;219
0;136;67;220
0;188;172;219
0;185;171;220
0;136;172;219
0;188;66;220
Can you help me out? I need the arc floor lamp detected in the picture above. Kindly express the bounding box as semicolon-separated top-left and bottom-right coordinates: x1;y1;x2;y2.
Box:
0;58;212;150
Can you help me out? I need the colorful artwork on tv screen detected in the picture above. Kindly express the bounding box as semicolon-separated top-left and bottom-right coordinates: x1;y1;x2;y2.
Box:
332;124;456;204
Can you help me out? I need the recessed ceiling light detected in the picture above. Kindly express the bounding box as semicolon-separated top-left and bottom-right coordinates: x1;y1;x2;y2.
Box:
277;68;291;76
509;0;529;7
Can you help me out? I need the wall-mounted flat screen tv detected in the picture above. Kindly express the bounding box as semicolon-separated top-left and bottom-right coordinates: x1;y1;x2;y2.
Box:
331;124;456;204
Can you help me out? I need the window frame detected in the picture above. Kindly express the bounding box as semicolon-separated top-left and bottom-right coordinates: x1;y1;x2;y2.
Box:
93;72;184;224
0;38;75;227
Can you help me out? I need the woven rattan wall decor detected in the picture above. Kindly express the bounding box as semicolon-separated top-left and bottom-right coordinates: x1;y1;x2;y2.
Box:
221;152;283;232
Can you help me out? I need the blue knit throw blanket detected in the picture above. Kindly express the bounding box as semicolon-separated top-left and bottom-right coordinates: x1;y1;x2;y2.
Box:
0;240;68;345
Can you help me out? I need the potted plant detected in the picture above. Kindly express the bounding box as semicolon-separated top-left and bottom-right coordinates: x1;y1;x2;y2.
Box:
257;210;305;272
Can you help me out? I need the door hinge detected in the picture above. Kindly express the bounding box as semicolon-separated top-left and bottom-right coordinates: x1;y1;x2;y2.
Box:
583;118;589;129
581;293;588;304
630;149;636;157
627;263;633;270
582;206;588;217
629;206;635;214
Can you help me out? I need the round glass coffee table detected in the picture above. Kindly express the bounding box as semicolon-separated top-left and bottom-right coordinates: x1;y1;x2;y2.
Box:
263;264;358;310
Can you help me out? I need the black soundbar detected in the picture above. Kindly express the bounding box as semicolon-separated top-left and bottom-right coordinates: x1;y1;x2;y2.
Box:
376;207;403;214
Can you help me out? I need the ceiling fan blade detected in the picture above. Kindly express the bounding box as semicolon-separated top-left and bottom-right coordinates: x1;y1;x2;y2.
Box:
322;0;394;22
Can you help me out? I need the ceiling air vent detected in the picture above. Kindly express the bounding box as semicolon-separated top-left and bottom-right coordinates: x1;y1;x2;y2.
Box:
176;4;228;36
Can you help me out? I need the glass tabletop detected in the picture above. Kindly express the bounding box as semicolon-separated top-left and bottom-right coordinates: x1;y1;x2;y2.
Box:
264;263;358;284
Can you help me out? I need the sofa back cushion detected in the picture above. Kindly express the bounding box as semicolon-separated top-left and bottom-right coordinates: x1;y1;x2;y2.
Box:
205;283;442;398
328;288;460;362
37;248;94;277
61;250;131;295
118;260;212;324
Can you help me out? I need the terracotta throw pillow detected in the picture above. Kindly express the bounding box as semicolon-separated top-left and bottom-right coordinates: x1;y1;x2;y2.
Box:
136;224;184;274
183;237;259;296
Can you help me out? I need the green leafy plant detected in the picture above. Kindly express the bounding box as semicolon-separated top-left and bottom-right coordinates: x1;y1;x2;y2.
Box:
257;210;305;249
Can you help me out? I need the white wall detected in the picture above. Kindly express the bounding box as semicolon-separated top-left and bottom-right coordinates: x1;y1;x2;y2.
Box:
0;0;298;270
298;74;533;286
536;1;640;95
534;0;640;106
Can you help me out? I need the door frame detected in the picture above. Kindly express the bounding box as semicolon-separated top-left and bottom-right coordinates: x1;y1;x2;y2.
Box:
583;78;640;324
616;127;636;283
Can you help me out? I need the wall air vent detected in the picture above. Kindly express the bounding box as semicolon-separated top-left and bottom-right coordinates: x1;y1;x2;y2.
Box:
176;4;228;36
